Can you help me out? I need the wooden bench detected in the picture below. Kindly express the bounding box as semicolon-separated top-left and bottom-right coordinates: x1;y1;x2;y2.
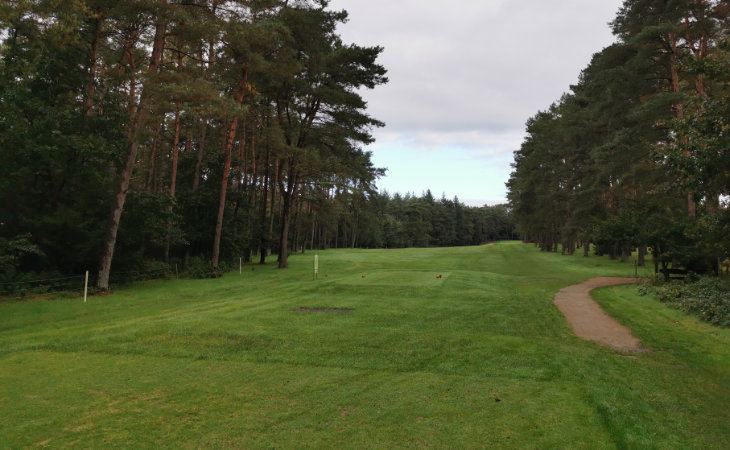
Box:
661;268;688;281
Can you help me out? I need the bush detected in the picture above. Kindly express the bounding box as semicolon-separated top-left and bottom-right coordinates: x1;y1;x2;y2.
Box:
639;277;730;327
181;257;221;279
685;271;700;283
0;269;81;298
108;259;171;285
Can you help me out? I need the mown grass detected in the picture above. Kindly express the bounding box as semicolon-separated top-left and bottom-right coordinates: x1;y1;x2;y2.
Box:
1;242;728;448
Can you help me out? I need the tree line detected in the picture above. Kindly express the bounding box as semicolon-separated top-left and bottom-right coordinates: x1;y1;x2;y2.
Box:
1;0;387;289
507;0;729;277
344;191;515;249
0;1;514;290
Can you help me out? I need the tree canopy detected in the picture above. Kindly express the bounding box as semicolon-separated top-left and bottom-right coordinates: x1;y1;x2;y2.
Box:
507;0;729;275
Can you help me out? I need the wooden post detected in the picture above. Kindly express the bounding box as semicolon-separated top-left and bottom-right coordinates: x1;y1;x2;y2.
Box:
314;254;318;280
84;271;89;303
175;264;179;280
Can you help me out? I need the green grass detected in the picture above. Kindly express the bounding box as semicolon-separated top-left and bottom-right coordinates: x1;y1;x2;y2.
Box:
1;242;728;448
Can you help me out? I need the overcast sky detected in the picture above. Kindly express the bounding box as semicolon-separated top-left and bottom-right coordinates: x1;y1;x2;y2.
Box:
329;0;625;206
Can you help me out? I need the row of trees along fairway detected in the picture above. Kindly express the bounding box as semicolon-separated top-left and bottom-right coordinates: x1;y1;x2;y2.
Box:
1;1;516;291
507;0;729;276
345;191;515;249
0;0;388;290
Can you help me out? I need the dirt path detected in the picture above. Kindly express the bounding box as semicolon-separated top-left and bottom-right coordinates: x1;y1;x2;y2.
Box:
554;277;642;352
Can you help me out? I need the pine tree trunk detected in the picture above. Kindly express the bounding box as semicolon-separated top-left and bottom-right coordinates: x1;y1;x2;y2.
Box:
310;214;316;250
267;158;279;257
638;245;646;267
259;145;270;264
294;196;304;254
212;120;237;269
334;222;339;249
278;159;297;269
610;244;618;260
97;11;167;290
169;54;183;200
293;221;299;255
620;246;630;263
212;84;246;268
351;216;358;249
249;125;256;208
146;120;162;191
278;184;294;268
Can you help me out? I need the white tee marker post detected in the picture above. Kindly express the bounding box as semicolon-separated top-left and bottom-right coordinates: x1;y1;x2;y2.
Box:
314;254;319;280
83;270;89;303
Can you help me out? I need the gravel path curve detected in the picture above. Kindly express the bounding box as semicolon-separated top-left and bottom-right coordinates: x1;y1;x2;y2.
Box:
554;277;642;352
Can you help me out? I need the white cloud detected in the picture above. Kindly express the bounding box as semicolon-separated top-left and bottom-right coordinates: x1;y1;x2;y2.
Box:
330;0;624;203
372;128;522;158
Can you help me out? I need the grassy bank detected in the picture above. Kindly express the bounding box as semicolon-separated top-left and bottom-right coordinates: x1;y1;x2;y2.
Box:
1;242;727;448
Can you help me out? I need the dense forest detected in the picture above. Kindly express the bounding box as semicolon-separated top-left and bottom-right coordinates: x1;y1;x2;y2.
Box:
507;0;729;277
0;1;514;291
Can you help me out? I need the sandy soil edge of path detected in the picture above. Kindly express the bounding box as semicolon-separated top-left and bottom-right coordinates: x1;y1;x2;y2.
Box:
554;277;643;353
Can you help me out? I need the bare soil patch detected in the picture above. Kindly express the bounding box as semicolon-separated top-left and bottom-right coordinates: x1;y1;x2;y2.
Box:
554;277;643;353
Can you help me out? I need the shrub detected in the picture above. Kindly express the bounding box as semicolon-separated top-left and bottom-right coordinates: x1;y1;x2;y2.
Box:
0;269;81;298
182;257;221;279
106;259;171;286
639;277;730;327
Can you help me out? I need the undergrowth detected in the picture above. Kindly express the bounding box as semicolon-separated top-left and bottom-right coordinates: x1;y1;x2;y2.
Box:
639;277;730;327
